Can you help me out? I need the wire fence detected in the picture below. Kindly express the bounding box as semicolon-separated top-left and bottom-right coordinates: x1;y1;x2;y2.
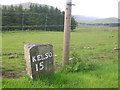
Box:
2;12;66;31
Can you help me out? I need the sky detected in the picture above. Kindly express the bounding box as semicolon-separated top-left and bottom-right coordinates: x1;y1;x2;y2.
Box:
0;0;119;18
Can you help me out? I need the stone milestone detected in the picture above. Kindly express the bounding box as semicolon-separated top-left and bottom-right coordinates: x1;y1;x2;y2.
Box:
24;43;54;80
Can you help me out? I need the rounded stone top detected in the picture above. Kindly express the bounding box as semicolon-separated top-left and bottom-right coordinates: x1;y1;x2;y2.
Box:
24;43;53;49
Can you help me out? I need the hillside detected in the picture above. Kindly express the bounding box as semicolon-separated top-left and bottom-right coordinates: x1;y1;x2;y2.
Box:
13;2;37;9
1;2;53;10
74;15;99;21
12;2;49;9
88;17;118;24
74;15;118;24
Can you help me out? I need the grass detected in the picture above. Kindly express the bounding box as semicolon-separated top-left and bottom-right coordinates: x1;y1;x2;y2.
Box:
1;27;118;88
2;60;118;88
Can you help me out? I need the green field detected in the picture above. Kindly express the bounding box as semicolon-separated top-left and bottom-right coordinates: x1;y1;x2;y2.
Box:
1;27;118;88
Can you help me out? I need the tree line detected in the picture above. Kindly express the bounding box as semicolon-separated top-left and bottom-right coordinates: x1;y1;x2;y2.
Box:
2;4;77;31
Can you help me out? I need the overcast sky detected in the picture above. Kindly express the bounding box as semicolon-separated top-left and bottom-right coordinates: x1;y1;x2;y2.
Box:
0;0;119;18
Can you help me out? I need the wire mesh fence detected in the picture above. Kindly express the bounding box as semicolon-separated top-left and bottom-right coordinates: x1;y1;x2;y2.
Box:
2;12;65;31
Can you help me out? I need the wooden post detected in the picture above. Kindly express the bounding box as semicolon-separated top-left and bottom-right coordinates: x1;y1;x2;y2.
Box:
63;0;72;67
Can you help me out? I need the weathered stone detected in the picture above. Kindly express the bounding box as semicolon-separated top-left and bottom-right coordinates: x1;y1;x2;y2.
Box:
113;48;119;51
24;43;54;80
8;55;15;59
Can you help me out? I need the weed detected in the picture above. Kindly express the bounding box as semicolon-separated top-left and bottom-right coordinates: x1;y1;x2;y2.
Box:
61;51;99;73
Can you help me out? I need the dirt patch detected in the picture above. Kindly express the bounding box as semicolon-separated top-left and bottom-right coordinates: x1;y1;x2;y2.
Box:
2;73;16;79
2;70;17;79
2;70;27;79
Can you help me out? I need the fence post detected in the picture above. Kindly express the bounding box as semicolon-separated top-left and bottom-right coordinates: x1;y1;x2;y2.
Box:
45;14;48;31
62;0;72;67
22;13;24;31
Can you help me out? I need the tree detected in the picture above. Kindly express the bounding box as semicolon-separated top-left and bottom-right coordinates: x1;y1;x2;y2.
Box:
71;16;78;31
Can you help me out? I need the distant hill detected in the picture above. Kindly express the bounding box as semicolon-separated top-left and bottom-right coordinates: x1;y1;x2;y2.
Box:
74;15;118;24
1;2;52;9
74;15;99;22
88;17;118;24
12;2;47;9
13;2;35;9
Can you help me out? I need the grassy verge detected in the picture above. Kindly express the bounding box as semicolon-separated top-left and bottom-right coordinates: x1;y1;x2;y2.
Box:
2;60;118;88
1;27;118;88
